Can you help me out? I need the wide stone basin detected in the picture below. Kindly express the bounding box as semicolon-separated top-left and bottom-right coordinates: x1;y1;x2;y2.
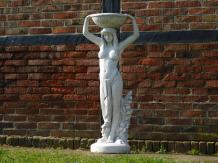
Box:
90;13;128;29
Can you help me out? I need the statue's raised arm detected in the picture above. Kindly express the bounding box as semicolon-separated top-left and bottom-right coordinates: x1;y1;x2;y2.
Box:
83;15;102;46
119;15;139;52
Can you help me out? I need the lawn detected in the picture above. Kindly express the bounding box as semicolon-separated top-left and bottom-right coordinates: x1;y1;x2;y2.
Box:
0;145;217;163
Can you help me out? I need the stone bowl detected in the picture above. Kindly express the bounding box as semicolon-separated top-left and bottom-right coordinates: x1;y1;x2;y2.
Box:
90;13;128;29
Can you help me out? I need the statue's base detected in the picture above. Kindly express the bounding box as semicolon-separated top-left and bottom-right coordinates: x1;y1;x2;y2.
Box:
90;142;130;154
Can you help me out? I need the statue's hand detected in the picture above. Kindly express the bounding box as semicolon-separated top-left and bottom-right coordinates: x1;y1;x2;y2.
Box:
85;15;91;19
126;14;135;20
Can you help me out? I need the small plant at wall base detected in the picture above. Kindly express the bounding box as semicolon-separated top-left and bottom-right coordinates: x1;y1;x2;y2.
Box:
188;148;200;155
156;145;167;154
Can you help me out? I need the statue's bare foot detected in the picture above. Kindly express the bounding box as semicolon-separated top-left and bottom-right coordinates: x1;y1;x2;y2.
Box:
97;137;107;143
115;139;125;144
106;136;114;143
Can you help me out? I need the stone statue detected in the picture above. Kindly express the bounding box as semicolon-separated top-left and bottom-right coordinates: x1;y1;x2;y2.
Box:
83;13;139;153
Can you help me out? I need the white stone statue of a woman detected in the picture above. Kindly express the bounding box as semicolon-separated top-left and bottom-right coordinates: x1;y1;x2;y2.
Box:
83;13;139;153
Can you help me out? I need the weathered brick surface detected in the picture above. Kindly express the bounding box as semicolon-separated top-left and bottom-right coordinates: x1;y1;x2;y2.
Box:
0;0;101;36
121;0;218;32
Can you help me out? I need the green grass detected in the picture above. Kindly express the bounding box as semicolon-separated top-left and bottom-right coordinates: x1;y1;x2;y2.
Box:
0;145;174;163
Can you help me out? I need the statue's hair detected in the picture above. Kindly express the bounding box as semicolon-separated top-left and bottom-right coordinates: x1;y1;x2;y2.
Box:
101;28;119;54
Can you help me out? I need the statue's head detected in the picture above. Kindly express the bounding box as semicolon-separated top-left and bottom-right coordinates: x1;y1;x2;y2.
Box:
101;28;117;44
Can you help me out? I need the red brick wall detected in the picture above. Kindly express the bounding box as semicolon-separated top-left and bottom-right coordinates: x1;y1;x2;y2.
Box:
0;0;218;142
120;0;218;141
122;0;218;31
0;0;101;35
0;44;100;138
122;43;218;141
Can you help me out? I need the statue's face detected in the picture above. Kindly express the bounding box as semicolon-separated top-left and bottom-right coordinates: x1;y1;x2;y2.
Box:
103;32;113;43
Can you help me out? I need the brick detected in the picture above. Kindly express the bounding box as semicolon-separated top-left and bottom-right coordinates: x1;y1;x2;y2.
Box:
75;44;98;51
0;95;19;101
166;118;192;125
38;123;60;129
87;138;95;148
183;96;208;103
139;24;162;31
40;108;64;115
41;20;64;27
175;141;186;153
181;111;206;117
199;141;207;154
207;80;218;88
74;137;81;149
51;88;75;94
64;95;86;101
189;8;215;15
15;123;37;129
53;12;76;19
1;66;16;72
3;129;27;136
152;141;160;152
141;58;163;65
16;108;39;114
207;142;215;154
29;28;52;34
28;73;51;80
191;141;199;150
149;16;174;24
32;0;51;6
192;88;208;95
122;2;147;10
8;14;29;20
215;142;218;153
27;87;50;94
64;51;86;58
28;59;50;65
145;140;153;152
209;96;218;102
4;115;26;122
148;1;174;8
80;138;88;149
164;23;189;31
176;1;201;7
204;0;218;6
184;141;191;152
19;94;41;101
52;59;75;65
163;88;190;95
154;81;176;88
42;94;63;100
5;60;26;65
177;80;205;88
28;115;51;122
0;135;6;145
6;136;19;146
176;15;202;22
129;140;138;152
156;110;179;117
163;8;188;16
75;59;98;66
0;53;13;59
135;9;161;17
67;138;74;149
168;141;175;152
190;23;216;30
18;21;40;27
53;27;75;34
